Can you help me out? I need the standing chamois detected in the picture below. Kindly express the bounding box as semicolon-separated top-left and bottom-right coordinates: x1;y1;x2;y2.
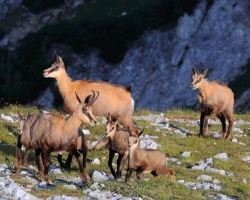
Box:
93;113;140;179
190;67;234;139
43;53;139;135
125;127;175;182
17;112;90;170
15;91;99;184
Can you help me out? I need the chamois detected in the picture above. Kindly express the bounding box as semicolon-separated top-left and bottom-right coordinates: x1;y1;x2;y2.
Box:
125;127;175;183
15;91;99;184
94;113;133;179
190;68;234;139
43;53;139;135
17;112;90;170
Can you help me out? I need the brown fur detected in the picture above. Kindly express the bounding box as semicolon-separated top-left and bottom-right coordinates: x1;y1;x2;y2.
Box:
125;127;175;182
15;92;99;184
43;54;139;135
190;68;234;139
93;113;130;179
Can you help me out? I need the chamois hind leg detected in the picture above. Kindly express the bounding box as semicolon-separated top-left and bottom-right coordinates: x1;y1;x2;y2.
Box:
225;112;234;139
216;113;226;139
15;135;22;170
43;150;52;184
108;150;117;179
120;116;140;135
72;150;89;182
116;153;124;178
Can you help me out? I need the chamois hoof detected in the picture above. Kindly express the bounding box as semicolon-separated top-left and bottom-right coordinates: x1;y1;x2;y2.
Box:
197;134;203;138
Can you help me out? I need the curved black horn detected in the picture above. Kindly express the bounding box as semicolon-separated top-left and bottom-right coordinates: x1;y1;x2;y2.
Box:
54;49;58;62
75;92;82;104
88;91;99;106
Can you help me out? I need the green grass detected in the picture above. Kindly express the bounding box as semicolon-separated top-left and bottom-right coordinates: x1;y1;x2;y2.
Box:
0;105;250;199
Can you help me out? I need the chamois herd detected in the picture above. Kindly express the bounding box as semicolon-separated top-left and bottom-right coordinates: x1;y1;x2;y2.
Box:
14;53;235;185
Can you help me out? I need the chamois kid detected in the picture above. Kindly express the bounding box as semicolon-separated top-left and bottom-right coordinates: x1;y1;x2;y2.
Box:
190;68;234;139
125;127;175;182
15;91;99;184
43;53;139;135
94;113;137;179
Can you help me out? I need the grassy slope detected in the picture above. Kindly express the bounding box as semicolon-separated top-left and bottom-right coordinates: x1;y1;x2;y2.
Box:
0;105;250;199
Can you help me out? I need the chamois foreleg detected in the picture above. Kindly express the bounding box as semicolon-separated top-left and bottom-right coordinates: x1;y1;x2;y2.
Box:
198;111;205;137
125;169;133;182
120;152;128;176
35;149;44;175
72;150;89;182
22;149;31;166
15;135;22;170
108;150;117;179
116;153;125;178
43;150;52;184
216;113;226;138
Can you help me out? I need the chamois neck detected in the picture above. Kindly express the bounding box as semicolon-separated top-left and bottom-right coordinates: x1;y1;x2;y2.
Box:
55;70;73;98
198;79;210;100
64;112;82;134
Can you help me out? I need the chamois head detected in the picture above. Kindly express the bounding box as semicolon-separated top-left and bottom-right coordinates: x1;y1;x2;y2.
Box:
127;126;143;148
43;50;65;78
17;111;27;134
190;67;208;90
75;90;99;126
104;113;119;137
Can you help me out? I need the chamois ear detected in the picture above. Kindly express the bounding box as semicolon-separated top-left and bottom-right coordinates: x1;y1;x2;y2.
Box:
75;92;82;104
114;116;119;126
202;69;209;77
127;126;134;136
18;111;24;120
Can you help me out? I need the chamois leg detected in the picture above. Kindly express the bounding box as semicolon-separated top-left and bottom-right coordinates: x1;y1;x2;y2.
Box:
57;153;67;169
157;168;176;182
64;154;73;170
120;117;140;135
198;112;205;137
225;114;234;139
216;113;226;138
15;135;22;170
136;168;144;180
108;151;117;179
22;149;31;166
120;152;128;176
116;153;124;178
43;150;51;184
125;169;133;182
203;115;209;136
72;150;89;182
35;149;44;175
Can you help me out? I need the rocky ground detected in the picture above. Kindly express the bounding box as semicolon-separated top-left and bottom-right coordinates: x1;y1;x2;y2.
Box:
0;112;250;199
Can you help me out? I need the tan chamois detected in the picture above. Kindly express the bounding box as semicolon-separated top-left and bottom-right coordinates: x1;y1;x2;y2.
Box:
125;127;175;183
190;68;234;139
15;91;99;184
93;113;135;179
43;53;139;135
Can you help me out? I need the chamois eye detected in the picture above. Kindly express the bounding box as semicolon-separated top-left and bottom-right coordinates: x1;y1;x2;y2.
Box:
111;127;114;130
134;140;137;144
55;66;59;69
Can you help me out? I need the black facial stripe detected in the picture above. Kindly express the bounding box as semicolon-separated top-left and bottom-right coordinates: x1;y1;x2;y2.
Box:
49;66;59;73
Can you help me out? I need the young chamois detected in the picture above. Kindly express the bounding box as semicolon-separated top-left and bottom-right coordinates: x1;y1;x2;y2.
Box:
190;67;234;139
125;127;175;183
43;53;139;135
15;91;99;184
94;113;141;179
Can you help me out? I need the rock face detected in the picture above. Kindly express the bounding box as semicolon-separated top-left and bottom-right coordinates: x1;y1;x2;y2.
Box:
1;0;250;111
